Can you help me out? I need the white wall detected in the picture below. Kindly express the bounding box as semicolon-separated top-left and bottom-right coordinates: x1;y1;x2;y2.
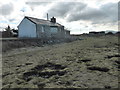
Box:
18;18;36;38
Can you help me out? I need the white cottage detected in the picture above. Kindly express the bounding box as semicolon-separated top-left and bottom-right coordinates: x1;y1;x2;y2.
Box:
18;16;67;38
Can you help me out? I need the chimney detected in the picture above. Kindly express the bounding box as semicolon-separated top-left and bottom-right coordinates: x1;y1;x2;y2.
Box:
47;13;49;20
50;17;56;23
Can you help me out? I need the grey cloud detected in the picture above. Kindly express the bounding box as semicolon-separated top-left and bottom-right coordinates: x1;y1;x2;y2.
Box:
25;1;52;11
45;2;87;18
26;2;50;6
9;18;15;22
26;0;59;6
68;8;106;22
0;3;14;15
26;0;53;6
100;2;118;22
67;2;118;24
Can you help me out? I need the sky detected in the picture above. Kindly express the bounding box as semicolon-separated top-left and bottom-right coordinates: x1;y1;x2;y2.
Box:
0;0;119;34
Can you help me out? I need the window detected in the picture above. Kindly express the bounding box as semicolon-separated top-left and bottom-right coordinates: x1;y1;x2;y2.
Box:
65;31;66;34
59;29;62;32
50;27;58;33
41;26;45;32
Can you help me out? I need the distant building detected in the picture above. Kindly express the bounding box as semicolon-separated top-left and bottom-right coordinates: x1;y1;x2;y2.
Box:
105;32;114;35
99;31;105;35
89;31;99;35
116;31;120;35
64;30;70;38
18;16;70;38
89;31;105;36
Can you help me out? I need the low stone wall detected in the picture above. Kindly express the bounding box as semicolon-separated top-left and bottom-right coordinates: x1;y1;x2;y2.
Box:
2;38;75;52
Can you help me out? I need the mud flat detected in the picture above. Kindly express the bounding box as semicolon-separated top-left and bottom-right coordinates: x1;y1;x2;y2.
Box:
2;35;119;88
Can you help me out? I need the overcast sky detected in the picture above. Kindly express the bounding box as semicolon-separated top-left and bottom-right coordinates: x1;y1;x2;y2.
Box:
0;0;119;34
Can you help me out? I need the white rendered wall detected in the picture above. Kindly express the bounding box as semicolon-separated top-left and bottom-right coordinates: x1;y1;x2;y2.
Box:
18;18;36;38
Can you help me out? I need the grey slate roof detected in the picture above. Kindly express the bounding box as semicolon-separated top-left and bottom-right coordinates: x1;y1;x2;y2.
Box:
25;16;63;27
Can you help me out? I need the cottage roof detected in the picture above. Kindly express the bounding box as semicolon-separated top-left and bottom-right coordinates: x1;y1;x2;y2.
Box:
25;16;63;27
